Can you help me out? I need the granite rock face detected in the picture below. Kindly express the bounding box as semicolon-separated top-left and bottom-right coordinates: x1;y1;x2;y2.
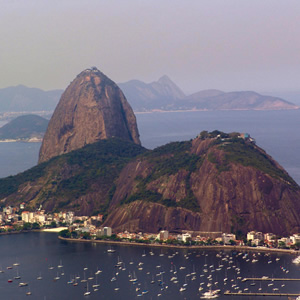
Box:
39;68;140;163
2;131;299;236
102;136;300;235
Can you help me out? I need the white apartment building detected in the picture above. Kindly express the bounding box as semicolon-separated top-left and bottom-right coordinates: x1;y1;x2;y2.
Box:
247;231;264;241
222;233;236;245
290;234;300;244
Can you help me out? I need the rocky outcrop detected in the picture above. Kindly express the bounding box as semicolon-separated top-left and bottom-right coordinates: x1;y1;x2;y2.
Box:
1;132;299;236
39;67;140;163
103;201;203;233
102;135;300;235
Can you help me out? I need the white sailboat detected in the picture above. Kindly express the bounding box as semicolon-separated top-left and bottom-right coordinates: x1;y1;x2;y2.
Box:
92;274;100;288
14;268;21;279
84;282;91;296
13;258;20;267
107;246;116;253
57;260;63;268
26;287;32;296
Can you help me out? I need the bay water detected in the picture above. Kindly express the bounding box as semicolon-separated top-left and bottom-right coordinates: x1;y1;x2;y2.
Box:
0;232;299;300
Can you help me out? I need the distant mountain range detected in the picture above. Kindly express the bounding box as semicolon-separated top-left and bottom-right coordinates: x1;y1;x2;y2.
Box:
0;85;62;113
118;75;186;111
0;78;298;117
119;76;299;111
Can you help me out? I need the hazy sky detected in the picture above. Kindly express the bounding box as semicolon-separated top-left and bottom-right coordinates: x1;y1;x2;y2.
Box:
1;0;300;94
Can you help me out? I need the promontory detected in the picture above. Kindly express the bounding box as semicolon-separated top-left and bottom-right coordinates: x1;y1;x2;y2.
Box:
39;67;140;163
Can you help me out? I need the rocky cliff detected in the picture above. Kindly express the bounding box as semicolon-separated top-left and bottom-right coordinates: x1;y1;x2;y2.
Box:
1;132;300;236
102;133;300;235
38;67;140;163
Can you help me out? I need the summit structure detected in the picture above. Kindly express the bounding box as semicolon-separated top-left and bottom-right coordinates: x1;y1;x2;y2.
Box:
39;67;140;163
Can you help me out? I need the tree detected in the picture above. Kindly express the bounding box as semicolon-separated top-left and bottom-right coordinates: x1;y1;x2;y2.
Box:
23;223;32;230
32;222;40;230
50;221;57;228
71;231;78;238
293;241;300;250
199;131;208;139
278;241;286;249
59;229;71;238
81;232;91;240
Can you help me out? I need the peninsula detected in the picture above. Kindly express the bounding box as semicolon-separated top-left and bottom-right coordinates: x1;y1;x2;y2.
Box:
0;67;299;239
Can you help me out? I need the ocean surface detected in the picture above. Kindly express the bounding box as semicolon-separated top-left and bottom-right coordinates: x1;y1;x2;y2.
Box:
0;232;299;300
0;110;299;185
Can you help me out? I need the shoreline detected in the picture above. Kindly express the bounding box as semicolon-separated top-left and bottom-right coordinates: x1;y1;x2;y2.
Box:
0;227;67;236
0;138;42;143
58;237;300;255
134;107;300;114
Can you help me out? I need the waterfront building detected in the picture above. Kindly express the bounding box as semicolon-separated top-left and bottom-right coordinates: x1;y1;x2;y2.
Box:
3;206;13;215
181;233;192;243
65;211;74;224
264;232;276;242
159;230;169;241
96;226;112;237
290;234;300;244
247;231;264;242
222;233;236;245
21;211;30;223
103;227;112;236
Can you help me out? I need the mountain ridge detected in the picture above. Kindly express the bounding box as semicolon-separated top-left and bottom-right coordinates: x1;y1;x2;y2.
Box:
1;133;299;236
119;78;299;111
0;78;298;114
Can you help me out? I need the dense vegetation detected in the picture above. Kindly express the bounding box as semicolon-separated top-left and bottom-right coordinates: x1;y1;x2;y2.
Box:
199;130;298;188
0;162;47;196
0;138;147;212
50;138;146;213
222;138;298;187
122;141;202;211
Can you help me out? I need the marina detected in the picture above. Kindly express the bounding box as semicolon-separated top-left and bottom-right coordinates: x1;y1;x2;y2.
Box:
0;232;299;299
242;278;300;282
224;291;300;297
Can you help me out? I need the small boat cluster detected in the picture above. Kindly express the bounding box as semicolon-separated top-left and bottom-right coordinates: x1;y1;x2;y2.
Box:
1;248;299;299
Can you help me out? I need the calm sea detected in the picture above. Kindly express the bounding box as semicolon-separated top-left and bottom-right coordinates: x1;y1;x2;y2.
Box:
0;232;299;300
0;110;299;184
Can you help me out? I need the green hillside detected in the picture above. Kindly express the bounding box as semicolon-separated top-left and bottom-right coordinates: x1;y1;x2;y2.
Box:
0;114;49;140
